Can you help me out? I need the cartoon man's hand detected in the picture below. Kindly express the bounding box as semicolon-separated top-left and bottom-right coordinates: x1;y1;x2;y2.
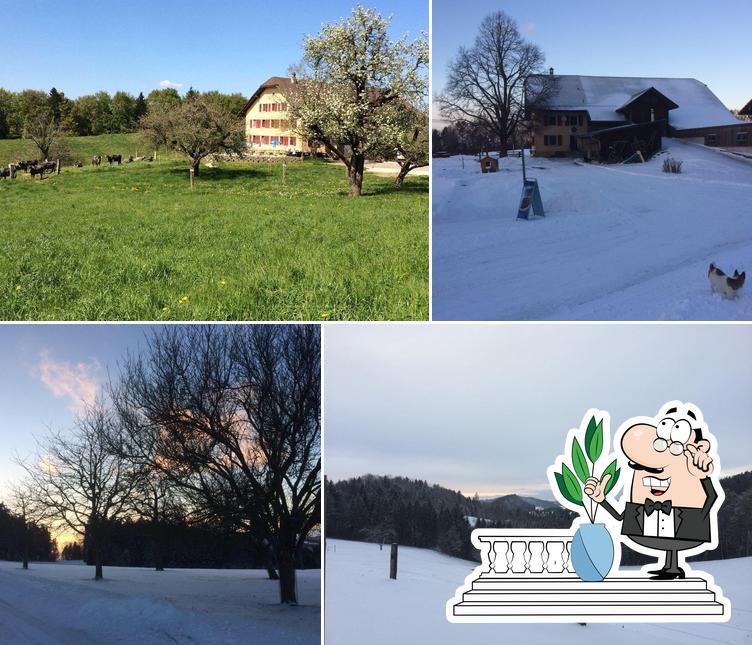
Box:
684;443;713;478
584;473;611;504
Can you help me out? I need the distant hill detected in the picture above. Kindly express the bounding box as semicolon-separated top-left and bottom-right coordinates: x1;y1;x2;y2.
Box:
326;471;752;565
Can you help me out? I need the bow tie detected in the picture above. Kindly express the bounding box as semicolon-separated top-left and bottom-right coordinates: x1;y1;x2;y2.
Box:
644;499;672;516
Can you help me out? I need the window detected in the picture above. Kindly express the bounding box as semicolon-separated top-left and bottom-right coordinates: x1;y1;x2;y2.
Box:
736;132;749;144
578;115;583;126
282;136;289;145
271;119;279;129
543;135;562;146
272;103;278;112
290;137;296;146
252;135;261;144
262;136;270;145
280;103;288;111
706;133;718;145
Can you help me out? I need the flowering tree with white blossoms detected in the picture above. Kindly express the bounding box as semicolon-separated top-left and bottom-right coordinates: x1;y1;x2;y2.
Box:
286;6;428;197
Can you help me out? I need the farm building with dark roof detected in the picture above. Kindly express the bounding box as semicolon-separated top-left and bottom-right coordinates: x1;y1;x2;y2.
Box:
526;72;751;161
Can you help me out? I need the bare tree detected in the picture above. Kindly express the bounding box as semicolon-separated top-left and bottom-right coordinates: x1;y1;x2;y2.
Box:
112;324;321;604
286;6;428;197
6;480;44;570
436;11;550;156
139;96;244;176
24;112;65;160
19;406;143;580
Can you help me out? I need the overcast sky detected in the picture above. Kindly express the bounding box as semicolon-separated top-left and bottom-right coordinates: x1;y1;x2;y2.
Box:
432;0;750;120
324;324;752;498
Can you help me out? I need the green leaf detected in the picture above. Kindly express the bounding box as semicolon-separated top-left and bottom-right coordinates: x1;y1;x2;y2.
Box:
571;438;589;484
561;464;583;505
600;459;620;495
555;471;580;506
585;418;603;464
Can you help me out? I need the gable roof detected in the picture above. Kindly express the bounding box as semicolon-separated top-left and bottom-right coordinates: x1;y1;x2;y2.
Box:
740;98;752;116
614;86;679;113
240;76;295;116
528;75;740;129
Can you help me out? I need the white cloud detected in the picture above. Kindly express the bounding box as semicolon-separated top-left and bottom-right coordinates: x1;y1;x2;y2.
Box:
159;79;183;89
37;350;101;413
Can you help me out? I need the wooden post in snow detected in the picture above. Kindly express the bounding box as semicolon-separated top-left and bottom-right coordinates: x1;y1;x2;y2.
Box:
389;543;398;580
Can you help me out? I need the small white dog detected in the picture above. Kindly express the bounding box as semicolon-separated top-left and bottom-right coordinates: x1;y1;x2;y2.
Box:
708;263;745;298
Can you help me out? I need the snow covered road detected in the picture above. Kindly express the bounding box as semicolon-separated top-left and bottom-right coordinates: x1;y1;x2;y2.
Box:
0;560;320;644
432;140;752;320
325;539;751;645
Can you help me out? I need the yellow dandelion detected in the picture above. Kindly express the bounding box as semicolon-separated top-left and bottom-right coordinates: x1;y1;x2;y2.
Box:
15;284;22;292
218;279;226;287
179;295;189;304
320;312;330;320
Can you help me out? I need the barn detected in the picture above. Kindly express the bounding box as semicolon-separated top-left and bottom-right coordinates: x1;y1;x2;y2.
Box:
526;72;751;161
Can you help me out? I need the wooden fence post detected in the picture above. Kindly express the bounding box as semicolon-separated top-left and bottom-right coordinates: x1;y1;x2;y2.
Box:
56;159;60;175
189;168;195;190
389;543;398;580
282;161;287;183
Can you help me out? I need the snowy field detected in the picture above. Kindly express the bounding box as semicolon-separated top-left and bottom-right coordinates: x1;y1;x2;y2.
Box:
432;139;752;320
325;539;751;645
0;560;320;644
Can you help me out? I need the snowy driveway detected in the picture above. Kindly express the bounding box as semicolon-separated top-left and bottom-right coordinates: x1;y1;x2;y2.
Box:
432;140;752;320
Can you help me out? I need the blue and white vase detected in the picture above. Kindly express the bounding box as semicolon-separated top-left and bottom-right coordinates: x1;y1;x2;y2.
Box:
570;523;614;582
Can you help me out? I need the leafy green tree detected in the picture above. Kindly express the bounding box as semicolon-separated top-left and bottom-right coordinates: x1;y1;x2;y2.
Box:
201;91;247;117
111;91;138;132
92;91;113;134
0;88;14;138
140;96;244;176
134;91;148;120
287;6;428;197
70;94;97;136
146;88;181;113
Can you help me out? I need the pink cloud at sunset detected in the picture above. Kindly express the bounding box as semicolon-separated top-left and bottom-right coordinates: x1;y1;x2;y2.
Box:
37;350;102;413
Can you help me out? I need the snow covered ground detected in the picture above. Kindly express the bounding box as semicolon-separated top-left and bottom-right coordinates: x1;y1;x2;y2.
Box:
325;539;751;645
432;139;752;320
0;560;320;644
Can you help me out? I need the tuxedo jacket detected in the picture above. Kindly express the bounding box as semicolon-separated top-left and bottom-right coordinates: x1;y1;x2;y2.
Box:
600;477;718;543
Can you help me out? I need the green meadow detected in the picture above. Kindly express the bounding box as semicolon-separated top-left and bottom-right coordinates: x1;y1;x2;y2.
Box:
0;136;428;321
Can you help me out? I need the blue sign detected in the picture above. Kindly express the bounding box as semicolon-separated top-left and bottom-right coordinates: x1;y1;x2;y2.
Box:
517;179;545;219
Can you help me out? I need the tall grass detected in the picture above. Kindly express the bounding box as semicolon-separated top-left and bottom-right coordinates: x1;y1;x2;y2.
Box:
0;152;428;320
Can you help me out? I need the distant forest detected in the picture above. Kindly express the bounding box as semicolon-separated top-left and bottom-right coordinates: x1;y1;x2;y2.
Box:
0;505;320;570
325;471;752;566
0;86;246;139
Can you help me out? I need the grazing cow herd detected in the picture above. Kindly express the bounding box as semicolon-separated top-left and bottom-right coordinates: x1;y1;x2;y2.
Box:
1;152;154;181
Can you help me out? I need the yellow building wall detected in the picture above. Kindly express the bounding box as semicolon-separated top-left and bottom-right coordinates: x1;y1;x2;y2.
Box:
531;112;589;157
244;87;309;154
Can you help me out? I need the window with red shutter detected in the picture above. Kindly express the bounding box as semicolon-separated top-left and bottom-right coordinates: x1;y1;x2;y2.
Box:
290;137;296;146
263;136;269;145
282;136;288;145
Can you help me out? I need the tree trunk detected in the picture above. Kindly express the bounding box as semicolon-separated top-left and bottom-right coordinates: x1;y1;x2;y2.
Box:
191;158;201;177
278;550;297;604
393;163;412;190
347;154;365;197
92;531;103;580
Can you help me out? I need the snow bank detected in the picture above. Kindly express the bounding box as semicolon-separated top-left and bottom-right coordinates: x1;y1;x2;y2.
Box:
325;539;751;645
0;560;320;644
432;139;752;320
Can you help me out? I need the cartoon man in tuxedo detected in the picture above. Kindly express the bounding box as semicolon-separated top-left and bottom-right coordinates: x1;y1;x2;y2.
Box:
585;402;720;580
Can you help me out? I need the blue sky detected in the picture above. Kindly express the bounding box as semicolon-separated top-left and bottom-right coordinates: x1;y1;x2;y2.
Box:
2;0;427;98
0;324;158;497
432;0;750;111
324;324;752;498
